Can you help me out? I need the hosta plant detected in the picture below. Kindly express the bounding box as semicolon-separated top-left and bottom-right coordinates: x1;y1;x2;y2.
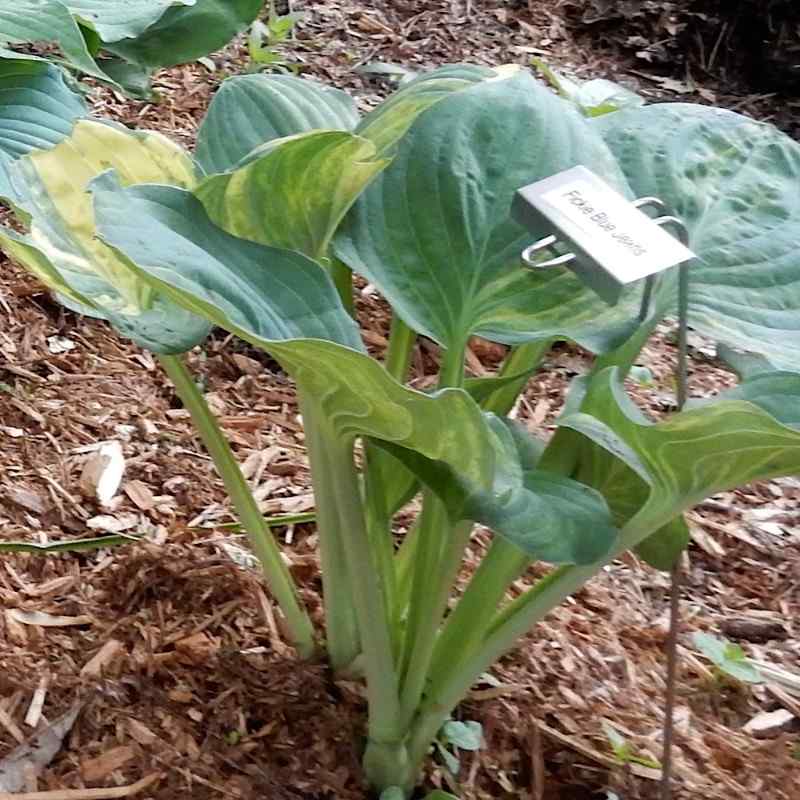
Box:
4;63;800;795
0;0;263;94
0;64;515;661
0;113;318;654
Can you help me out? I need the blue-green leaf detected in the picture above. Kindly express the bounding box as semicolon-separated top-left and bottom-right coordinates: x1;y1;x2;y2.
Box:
196;74;359;174
0;120;210;354
94;180;617;565
693;632;763;684
597;103;800;371
0;59;86;203
554;368;800;566
336;67;638;355
104;0;263;70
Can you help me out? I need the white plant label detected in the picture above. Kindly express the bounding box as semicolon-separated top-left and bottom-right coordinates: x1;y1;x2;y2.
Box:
515;165;695;286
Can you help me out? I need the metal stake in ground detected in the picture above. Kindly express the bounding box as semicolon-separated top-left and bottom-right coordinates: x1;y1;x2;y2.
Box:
513;169;696;800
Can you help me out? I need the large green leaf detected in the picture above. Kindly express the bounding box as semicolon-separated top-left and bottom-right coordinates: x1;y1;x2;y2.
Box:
194;64;498;177
0;1;109;81
596;103;800;371
65;1;193;42
195;74;359;174
335;68;639;355
694;370;800;428
104;0;262;69
0;119;210;353
0;59;86;203
93;181;616;565
716;343;785;381
0;1;261;87
195;131;388;260
93;181;363;351
380;414;615;564
553;368;800;565
355;63;500;156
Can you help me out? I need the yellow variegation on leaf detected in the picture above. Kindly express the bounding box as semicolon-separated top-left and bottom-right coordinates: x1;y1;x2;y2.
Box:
0;119;210;354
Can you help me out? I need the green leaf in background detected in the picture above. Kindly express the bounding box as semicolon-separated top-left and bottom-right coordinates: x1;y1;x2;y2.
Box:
436;742;460;775
596;103;800;371
196;131;388;259
716;343;784;381
0;533;143;553
356;61;418;87
93;181;617;565
601;720;661;768
336;67;639;356
355;63;498;156
697;370;800;427
556;368;800;565
0;119;210;353
0;1;110;81
0;1;264;90
692;632;764;683
195;74;359;174
98;56;154;97
441;720;483;751
195;63;498;177
65;0;193;42
0;59;86;203
104;0;263;70
533;59;644;118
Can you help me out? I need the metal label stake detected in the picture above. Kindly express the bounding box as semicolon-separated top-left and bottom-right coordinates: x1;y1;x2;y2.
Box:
514;166;697;800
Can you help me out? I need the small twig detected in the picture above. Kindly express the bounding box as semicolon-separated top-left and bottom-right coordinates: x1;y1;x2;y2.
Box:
0;705;25;744
529;722;545;800
24;676;49;728
0;773;159;800
660;564;682;800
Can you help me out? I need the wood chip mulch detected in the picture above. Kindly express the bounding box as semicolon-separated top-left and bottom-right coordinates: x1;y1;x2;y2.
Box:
1;2;798;798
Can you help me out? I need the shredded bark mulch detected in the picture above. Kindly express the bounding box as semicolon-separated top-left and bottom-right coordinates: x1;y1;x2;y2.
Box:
1;2;798;798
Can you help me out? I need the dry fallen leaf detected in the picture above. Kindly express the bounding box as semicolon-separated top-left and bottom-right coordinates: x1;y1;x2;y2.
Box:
80;442;125;507
7;487;49;516
81;640;126;678
81;745;136;783
8;610;92;628
46;335;76;354
743;709;796;739
123;481;156;512
86;513;139;533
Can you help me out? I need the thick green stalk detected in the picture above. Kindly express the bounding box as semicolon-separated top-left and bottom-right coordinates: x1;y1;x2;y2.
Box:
363;446;399;652
392;515;420;625
407;563;590;770
438;341;466;388
158;354;314;658
421;341;554;681
320;426;409;790
425;537;528;686
397;341;471;723
407;515;663;772
384;316;416;382
360;316;418;655
330;256;355;315
481;339;551;415
399;514;473;726
299;396;361;671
